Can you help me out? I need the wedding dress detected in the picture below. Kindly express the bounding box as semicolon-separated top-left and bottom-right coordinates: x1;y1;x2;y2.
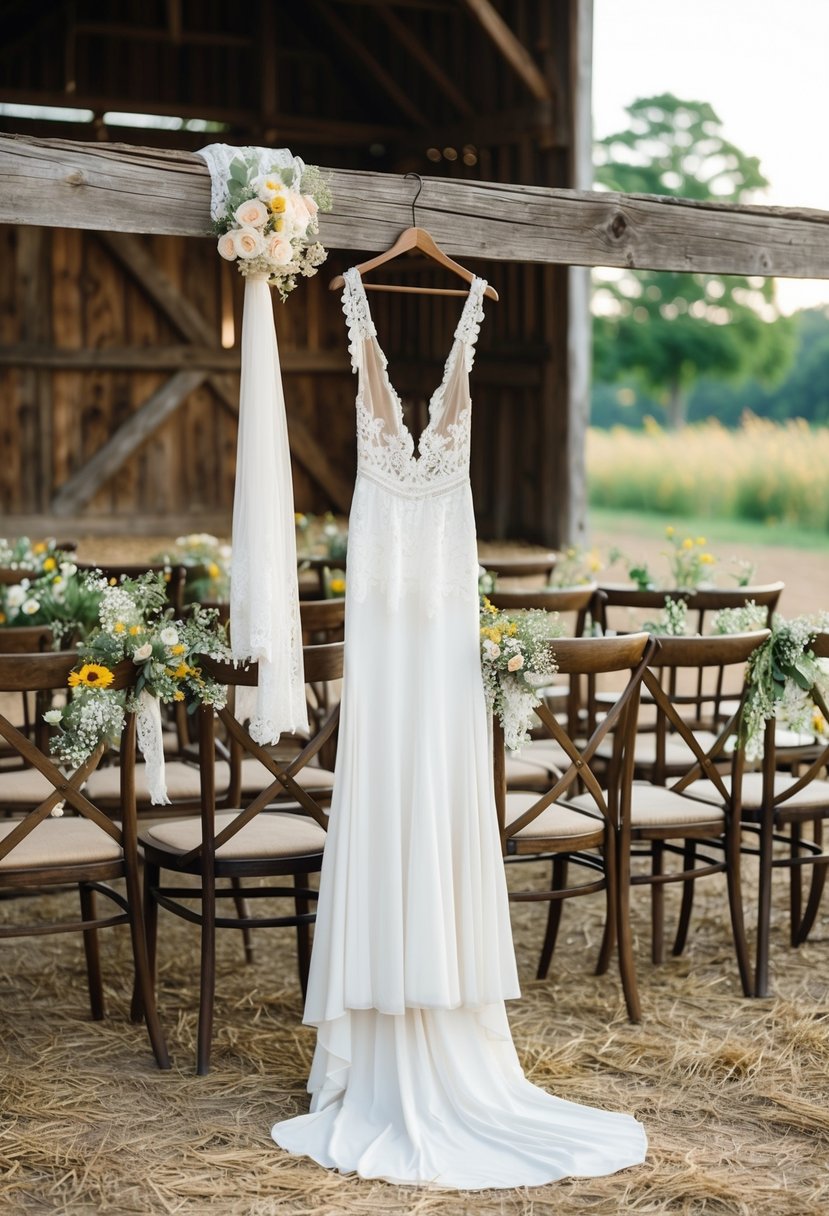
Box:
271;269;647;1188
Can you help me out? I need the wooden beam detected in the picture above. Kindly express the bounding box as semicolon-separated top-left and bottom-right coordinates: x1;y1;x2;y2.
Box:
2;135;828;278
460;0;553;102
0;345;351;372
51;369;207;514
376;7;475;118
309;1;429;128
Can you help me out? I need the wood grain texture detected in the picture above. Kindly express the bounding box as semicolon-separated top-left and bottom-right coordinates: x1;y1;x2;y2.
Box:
1;135;828;278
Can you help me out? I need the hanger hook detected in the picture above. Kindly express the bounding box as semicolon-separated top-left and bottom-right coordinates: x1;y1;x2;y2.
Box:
404;172;423;228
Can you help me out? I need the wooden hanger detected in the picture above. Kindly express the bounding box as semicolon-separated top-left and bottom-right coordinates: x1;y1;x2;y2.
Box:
329;174;499;301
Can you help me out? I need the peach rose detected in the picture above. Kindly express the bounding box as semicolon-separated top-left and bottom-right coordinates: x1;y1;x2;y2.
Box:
233;198;269;228
266;234;294;266
232;227;265;259
507;654;524;672
217;232;237;261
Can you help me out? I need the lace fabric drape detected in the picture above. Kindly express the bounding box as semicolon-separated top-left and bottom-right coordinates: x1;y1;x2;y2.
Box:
197;145;308;744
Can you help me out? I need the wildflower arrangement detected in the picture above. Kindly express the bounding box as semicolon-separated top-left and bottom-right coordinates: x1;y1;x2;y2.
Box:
0;536;68;575
153;533;231;604
710;601;769;636
213;152;332;300
0;558;102;645
549;546;603;588
46;571;231;774
642;596;689;637
740;613;829;759
607;546;654;591
295;513;348;562
480;597;563;750
664;528;717;591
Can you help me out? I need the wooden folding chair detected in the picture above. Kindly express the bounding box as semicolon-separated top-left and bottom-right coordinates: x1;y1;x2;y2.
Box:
0;652;169;1068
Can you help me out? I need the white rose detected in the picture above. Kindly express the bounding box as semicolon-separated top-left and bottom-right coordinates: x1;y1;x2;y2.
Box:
219;544;232;559
133;643;153;662
232;227;266;259
59;561;76;576
160;626;179;646
483;639;501;660
233;198;269;228
6;585;25;608
217;232;237;261
43;709;63;725
265;234;293;266
22;598;40;615
507;654;525;672
302;193;319;220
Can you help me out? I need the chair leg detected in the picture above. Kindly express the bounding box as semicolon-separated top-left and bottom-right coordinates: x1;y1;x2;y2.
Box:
295;872;311;998
796;819;827;945
230;877;256;965
197;873;217;1075
755;810;775;999
616;831;641;1023
123;858;170;1070
131;860;159;1023
80;884;105;1021
537;856;568;980
726;822;753;998
650;841;665;965
672;840;696;957
789;822;802;947
596;833;618;978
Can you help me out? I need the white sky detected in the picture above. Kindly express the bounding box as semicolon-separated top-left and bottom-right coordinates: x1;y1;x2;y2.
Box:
592;0;829;314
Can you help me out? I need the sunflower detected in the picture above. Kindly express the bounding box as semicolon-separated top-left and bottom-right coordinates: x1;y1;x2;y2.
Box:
68;663;115;689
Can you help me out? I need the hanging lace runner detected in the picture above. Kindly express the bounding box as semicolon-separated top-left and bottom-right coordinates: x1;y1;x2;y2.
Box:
197;145;308;744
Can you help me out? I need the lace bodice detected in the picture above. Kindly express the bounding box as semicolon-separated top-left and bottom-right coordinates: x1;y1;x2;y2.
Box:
341;268;487;613
342;268;486;498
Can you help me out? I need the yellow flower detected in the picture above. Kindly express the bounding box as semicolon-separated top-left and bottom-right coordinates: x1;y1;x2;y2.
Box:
171;643;186;655
682;538;694;550
696;536;707;546
173;690;185;702
207;562;220;578
33;542;47;555
480;625;503;644
113;621;126;634
329;577;346;594
813;708;827;736
129;625;141;636
109;578;117;586
665;526;675;537
506;622;518;636
700;553;715;565
273;217;285;233
43;556;56;572
68;663;115;689
173;663;190;678
270;195;287;214
0;612;5;624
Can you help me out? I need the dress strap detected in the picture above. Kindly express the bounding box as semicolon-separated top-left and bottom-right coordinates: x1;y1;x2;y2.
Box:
454;278;487;372
341;268;376;374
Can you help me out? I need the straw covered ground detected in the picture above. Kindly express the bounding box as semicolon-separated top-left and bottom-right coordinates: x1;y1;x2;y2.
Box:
2;853;829;1216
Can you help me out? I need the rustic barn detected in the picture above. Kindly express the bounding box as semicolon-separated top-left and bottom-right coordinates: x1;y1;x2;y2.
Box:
1;2;827;544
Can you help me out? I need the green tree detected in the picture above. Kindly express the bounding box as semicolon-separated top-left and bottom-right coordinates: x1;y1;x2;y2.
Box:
593;94;795;428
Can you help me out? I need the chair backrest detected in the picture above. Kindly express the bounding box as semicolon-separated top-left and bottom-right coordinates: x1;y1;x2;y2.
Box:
479;551;558;583
493;633;655;851
299;597;346;643
0;652;137;870
641;631;771;790
0;625;54;654
181;642;345;867
487;584;598;636
597;582;784;635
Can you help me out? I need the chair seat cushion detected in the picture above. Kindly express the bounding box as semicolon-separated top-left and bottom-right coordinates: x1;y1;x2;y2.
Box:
238;756;335;796
87;760;230;803
569;781;726;831
685;771;829;813
0;817;122;869
596;731;718;768
142;810;326;860
0;766;60;806
505;792;604;841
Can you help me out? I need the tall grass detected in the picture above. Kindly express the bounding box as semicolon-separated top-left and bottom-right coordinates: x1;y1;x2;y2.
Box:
587;416;829;531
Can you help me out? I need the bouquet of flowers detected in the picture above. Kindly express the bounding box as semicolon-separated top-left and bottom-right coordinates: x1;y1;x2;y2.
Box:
480;597;563;750
153;533;231;604
0;555;102;646
740;613;829;759
212;151;332;300
46;572;231;790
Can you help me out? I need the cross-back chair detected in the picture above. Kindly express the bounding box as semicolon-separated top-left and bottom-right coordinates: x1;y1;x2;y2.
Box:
0;651;169;1067
0;625;55;770
137;639;344;1074
494;632;654;1021
607;632;771;1015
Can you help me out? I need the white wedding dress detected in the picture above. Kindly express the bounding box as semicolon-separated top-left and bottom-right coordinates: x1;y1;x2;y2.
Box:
271;269;647;1188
